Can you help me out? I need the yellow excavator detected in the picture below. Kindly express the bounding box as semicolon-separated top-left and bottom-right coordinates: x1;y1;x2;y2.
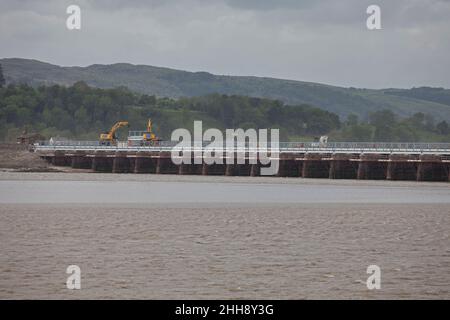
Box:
99;121;129;146
141;118;161;146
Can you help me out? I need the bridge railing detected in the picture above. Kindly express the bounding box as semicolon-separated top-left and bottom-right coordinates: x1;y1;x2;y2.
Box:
33;140;450;153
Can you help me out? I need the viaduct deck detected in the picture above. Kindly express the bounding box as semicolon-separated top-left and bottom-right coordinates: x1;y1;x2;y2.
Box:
34;142;450;181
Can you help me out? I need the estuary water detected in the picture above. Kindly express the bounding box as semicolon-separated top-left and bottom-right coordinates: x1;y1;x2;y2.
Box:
0;172;449;299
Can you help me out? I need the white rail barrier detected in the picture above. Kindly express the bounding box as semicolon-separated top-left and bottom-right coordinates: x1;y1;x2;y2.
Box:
33;141;450;154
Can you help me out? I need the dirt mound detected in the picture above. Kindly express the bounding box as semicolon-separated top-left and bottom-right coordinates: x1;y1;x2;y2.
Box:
0;143;51;170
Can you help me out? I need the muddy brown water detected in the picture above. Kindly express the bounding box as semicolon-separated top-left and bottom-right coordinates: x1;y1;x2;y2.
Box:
0;172;449;299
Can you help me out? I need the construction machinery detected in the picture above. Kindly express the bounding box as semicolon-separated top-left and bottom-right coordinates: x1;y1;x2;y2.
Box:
141;119;161;146
127;118;162;146
99;121;129;146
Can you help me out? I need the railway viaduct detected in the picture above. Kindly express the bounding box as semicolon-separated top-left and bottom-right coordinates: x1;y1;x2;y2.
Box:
34;142;450;182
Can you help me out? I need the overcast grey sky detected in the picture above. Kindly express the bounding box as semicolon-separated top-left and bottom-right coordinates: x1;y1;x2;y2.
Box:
1;0;449;88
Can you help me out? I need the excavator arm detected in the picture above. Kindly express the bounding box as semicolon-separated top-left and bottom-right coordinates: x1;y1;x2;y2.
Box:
110;121;129;138
147;119;152;133
100;121;129;145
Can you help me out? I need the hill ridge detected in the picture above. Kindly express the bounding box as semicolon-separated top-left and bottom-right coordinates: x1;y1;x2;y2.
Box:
2;57;450;121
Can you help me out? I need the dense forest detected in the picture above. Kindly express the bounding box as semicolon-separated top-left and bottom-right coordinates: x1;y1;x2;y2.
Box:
0;81;449;143
4;58;450;122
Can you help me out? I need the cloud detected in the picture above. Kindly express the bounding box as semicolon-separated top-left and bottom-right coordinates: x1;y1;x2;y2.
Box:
223;0;319;11
0;0;449;88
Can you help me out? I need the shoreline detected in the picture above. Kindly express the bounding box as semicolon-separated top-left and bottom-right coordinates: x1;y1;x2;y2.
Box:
1;202;449;209
1;172;449;205
0;170;448;188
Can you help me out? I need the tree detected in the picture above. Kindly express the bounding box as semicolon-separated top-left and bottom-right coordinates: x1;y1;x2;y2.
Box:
424;113;435;131
369;110;396;141
409;112;426;129
341;123;373;141
346;114;359;126
436;120;449;135
0;64;5;88
74;106;89;131
139;94;156;106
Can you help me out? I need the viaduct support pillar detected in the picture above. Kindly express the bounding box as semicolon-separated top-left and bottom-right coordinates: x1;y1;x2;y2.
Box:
357;154;385;180
250;163;260;177
329;154;356;179
134;152;156;173
225;164;235;176
156;152;177;174
202;163;209;175
112;151;131;173
357;161;368;180
302;154;329;178
297;160;303;177
328;161;337;179
71;151;92;169
179;163;191;175
417;154;445;181
156;158;162;174
92;151;113;172
277;159;286;177
52;151;69;166
387;154;417;181
386;159;395;181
